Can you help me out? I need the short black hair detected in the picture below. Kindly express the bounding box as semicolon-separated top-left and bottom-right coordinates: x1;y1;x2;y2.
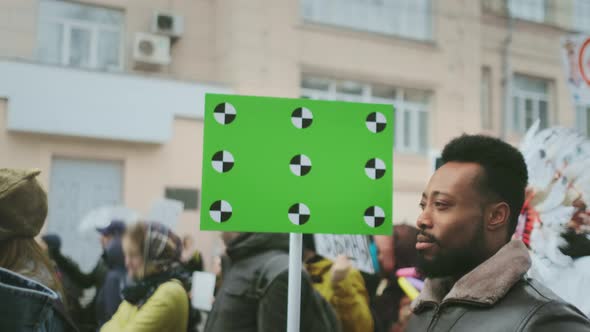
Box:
441;134;528;239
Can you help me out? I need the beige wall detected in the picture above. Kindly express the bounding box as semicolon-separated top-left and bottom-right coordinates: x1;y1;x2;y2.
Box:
0;99;221;269
482;10;577;147
0;0;219;83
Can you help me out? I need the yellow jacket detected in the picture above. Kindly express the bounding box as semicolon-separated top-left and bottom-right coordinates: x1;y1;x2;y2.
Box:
101;280;188;332
305;257;374;332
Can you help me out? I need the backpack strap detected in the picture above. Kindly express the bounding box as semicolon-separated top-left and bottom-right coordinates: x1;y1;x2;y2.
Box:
254;252;290;298
251;252;343;332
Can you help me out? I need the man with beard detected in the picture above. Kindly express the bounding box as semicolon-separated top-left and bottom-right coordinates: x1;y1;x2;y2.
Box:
406;134;590;332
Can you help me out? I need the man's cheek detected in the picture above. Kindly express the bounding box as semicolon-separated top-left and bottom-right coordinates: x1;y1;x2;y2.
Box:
435;224;466;249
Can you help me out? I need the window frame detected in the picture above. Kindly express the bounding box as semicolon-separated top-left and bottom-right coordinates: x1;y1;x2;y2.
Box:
300;0;433;41
511;74;550;134
37;1;125;71
508;0;546;23
576;105;590;137
573;0;590;33
301;76;430;154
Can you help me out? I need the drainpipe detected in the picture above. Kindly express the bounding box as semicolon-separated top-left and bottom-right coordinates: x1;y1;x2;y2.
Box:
501;1;514;140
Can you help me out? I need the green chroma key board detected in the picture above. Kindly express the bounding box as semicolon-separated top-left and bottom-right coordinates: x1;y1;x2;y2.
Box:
200;94;394;235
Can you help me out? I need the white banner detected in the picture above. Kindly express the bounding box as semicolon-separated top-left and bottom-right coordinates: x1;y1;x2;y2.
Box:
147;198;184;229
561;35;590;105
313;234;375;273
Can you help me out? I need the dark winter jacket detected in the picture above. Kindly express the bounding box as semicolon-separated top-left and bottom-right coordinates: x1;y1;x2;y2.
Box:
95;237;126;327
53;248;108;291
204;233;337;332
406;240;590;332
0;267;78;332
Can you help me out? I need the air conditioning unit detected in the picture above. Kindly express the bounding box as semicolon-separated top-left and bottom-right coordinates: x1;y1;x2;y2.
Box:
152;12;184;38
133;32;171;65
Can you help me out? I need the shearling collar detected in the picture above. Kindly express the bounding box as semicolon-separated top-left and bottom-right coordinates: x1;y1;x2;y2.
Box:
411;240;531;312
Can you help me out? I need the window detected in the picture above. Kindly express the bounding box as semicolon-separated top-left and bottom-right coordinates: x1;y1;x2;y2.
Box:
165;187;199;210
576;105;590;137
481;67;492;130
301;76;430;154
37;0;124;70
508;0;545;22
300;0;432;41
574;0;590;32
511;74;550;134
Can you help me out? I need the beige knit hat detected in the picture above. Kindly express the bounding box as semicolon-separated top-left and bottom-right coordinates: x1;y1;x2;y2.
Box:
0;168;48;241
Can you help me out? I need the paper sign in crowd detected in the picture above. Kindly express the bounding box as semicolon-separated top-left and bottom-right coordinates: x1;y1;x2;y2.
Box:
200;94;394;236
314;234;375;273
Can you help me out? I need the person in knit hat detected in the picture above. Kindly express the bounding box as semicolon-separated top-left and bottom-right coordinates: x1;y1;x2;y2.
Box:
0;168;58;289
0;168;78;331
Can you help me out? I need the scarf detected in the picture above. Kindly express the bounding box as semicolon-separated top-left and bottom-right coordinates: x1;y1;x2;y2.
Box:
122;222;187;307
122;266;190;307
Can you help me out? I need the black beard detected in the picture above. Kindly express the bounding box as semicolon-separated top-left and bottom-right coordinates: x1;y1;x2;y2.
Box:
416;246;483;278
416;223;486;279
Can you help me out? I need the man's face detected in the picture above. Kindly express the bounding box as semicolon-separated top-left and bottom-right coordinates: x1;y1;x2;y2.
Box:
416;162;488;278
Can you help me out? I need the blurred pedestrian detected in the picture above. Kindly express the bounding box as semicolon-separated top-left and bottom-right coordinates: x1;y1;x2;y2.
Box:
101;221;190;332
94;231;126;327
53;220;125;330
204;232;342;332
42;234;85;328
302;234;374;332
181;234;204;272
180;234;205;328
0;168;77;331
372;225;419;332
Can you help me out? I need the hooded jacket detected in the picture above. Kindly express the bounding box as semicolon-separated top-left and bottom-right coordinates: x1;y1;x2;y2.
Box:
204;233;338;332
95;236;126;326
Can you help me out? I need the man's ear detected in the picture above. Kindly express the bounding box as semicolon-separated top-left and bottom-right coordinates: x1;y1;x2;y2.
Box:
486;202;510;231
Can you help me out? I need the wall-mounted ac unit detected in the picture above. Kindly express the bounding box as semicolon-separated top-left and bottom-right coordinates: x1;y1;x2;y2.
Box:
152;12;184;38
133;32;171;65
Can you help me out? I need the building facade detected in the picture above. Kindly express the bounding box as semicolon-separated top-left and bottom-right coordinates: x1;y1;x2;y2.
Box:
0;0;587;270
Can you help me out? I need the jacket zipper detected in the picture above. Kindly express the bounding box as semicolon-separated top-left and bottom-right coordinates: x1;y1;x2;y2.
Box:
427;305;441;332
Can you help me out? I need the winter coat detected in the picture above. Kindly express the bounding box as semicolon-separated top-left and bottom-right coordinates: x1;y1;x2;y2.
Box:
406;240;590;332
100;279;188;332
204;233;338;332
95;237;126;327
305;256;374;332
0;267;78;332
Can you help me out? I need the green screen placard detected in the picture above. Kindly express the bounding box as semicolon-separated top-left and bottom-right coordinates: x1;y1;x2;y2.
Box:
200;94;394;235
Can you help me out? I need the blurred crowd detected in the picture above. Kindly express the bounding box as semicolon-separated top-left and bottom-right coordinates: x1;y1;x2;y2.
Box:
0;168;419;332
